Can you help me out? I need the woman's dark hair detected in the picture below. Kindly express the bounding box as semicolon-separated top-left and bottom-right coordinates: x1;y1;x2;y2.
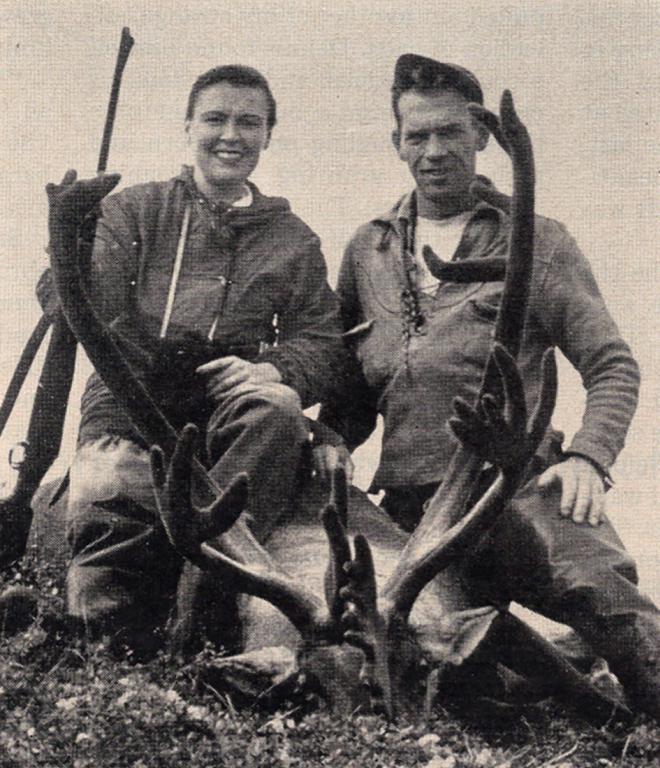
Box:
186;65;277;129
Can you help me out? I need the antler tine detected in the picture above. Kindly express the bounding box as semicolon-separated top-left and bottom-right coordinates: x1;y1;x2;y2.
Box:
321;502;351;626
167;423;249;542
448;344;527;469
422;245;507;284
492;90;535;362
162;422;195;542
484;342;527;437
329;466;348;528
319;467;353;625
341;535;394;718
469;181;512;214
467;102;510;155
151;424;249;561
453;346;556;477
499;89;523;138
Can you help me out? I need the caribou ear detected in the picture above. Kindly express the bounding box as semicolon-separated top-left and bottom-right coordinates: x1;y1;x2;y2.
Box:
421;606;500;667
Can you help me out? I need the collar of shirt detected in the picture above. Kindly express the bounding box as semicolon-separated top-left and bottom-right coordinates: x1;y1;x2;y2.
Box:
232;185;253;208
178;165;253;210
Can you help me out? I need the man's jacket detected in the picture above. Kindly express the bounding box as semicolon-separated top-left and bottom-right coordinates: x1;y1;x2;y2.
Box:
320;189;640;491
79;167;343;444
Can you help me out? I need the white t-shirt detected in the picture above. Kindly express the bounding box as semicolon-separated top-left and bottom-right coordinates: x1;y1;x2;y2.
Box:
414;212;472;294
232;184;253;208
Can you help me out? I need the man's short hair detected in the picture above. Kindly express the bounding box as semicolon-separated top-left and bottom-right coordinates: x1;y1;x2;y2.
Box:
186;65;277;129
392;54;483;127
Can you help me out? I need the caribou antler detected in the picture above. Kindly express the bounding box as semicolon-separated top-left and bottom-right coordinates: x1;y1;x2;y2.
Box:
340;90;623;721
333;92;541;714
382;343;557;620
46;174;360;653
379;90;538;621
46;171;301;584
334;346;555;715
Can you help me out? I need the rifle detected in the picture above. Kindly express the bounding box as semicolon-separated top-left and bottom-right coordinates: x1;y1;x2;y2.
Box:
0;27;135;568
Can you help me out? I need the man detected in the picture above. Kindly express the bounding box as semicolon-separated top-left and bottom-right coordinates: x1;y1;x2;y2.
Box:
60;65;343;654
317;54;659;717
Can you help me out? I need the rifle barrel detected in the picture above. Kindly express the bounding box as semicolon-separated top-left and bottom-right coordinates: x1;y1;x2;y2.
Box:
97;27;134;174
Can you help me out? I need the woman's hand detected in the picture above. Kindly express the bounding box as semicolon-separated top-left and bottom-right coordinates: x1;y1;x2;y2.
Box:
196;356;281;402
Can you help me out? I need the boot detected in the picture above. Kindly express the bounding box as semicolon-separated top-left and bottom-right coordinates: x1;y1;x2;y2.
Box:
596;612;660;720
460;473;660;720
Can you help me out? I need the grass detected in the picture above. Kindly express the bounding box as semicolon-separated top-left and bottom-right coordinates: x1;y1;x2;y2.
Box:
0;558;658;767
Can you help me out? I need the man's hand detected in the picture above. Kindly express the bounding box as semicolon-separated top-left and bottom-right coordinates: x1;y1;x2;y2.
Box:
312;444;355;486
196;356;281;402
537;456;606;527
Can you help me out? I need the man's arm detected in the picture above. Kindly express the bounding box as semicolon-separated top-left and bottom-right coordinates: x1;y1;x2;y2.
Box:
535;224;640;525
314;240;381;481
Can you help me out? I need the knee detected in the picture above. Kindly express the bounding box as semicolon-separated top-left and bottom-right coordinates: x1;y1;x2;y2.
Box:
255;382;303;415
254;383;308;442
217;382;306;434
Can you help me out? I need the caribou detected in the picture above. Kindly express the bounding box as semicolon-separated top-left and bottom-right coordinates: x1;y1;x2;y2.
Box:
0;91;627;721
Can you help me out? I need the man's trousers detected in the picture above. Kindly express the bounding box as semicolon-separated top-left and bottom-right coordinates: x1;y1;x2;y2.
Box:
382;441;660;718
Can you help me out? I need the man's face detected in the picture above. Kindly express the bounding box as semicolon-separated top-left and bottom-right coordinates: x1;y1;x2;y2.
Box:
393;89;488;212
186;82;271;195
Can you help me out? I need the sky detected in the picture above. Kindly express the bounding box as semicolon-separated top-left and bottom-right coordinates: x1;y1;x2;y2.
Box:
0;0;657;595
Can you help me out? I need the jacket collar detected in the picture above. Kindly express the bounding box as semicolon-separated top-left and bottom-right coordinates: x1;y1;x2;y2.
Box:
176;166;291;228
374;176;506;227
372;176;508;255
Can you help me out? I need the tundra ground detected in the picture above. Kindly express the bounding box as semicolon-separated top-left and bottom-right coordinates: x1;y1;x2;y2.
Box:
0;559;657;768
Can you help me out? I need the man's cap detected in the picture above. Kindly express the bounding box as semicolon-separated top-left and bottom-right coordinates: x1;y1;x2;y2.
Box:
393;53;483;105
